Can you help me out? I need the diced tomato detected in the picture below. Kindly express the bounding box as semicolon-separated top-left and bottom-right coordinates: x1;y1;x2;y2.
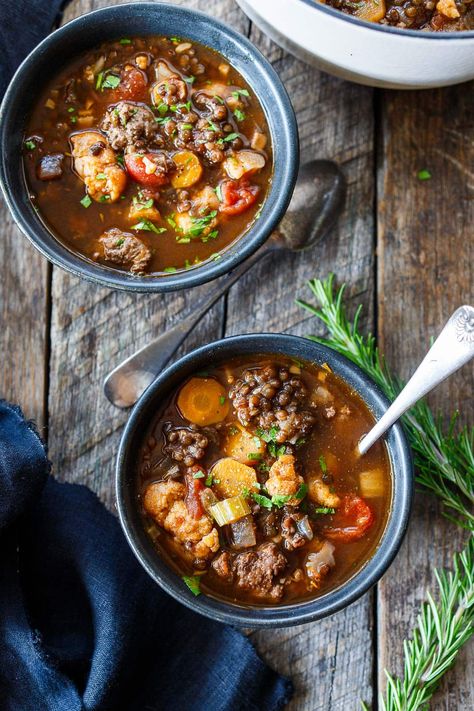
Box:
185;471;206;519
219;180;259;216
322;495;374;542
112;66;148;102
124;153;170;188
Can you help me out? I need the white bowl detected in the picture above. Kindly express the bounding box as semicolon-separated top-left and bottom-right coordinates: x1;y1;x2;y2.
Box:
237;0;474;89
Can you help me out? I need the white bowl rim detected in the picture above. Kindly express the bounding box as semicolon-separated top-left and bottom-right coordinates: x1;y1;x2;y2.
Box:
297;0;474;38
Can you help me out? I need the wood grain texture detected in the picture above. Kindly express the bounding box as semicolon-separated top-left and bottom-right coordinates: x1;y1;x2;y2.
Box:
377;87;474;709
0;198;48;431
234;24;377;711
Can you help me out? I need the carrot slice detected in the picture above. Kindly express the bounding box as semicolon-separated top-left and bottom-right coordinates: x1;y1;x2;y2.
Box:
177;377;229;425
171;151;203;188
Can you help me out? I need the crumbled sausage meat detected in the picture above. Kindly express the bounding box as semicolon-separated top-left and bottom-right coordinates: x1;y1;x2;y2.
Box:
229;364;316;443
99;227;151;274
143;480;219;560
265;454;304;506
101;101;162;151
211;542;287;600
163;424;209;467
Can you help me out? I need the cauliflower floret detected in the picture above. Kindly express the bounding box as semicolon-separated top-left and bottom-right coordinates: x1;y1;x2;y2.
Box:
143;481;219;559
308;478;341;509
71;130;127;203
265;454;304;506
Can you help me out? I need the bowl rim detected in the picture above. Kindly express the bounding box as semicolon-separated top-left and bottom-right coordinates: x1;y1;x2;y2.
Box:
0;2;298;293
297;0;474;38
116;333;414;628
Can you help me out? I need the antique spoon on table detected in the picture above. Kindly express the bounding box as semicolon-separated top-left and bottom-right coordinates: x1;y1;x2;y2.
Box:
359;304;474;455
104;159;346;408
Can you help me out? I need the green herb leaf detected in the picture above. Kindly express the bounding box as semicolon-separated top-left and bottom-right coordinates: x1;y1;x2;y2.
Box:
319;455;327;473
417;169;432;181
99;194;111;202
95;72;104;90
116;154;125;167
248;452;262;461
193;470;205;479
184;75;195;84
205;473;213;487
233;108;246;122
251;493;273;509
222;132;239;143
295;483;308;500
182;575;201;596
219;395;226;405
132;219;166;234
24;140;36;151
96;172;107;180
231;88;250;100
314;506;336;515
119;38;132;45
164;266;177;273
102;74;121;90
80;194;92;208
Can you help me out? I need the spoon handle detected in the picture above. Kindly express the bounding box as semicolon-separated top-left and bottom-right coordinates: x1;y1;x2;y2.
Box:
103;241;275;408
359;305;474;455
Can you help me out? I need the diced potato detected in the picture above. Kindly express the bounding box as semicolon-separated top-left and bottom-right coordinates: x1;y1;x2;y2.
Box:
224;423;266;465
192;185;220;214
359;469;385;498
211;457;259;499
250;131;267;151
135;54;150;70
171;151;203;188
174;212;194;233
223;150;265;180
129;202;161;223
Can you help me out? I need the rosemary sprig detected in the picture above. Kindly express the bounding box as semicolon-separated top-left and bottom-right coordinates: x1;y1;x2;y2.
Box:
297;274;474;710
297;274;474;531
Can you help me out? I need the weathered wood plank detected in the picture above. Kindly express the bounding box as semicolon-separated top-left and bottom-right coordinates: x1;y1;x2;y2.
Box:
234;24;377;711
0;199;48;431
377;86;474;709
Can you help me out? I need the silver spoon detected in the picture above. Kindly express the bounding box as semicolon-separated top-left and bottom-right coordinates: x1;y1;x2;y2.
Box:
359;305;474;455
104;160;346;408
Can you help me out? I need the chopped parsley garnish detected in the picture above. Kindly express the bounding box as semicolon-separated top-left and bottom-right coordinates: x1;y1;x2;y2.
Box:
215;184;223;202
193;470;205;479
219;395;226;405
205;473;213;487
184;75;195;84
99;194;111;202
201;229;218;244
132;195;154;210
319;455;327;473
166;215;177;229
220;132;239;144
295;483;308;500
155;102;169;116
213;95;224;104
181;210;217;241
119;38;132;45
232;88;250;100
258;462;270;473
271;494;292;508
102;74;121;90
70;116;77;124
417;169;432;181
80;194;92;208
164;266;177;273
95;72;104;90
182;575;201;596
170;37;181;44
132;219;166;234
208;120;219;132
155;116;171;125
67;107;75;113
313;506;336;515
180;123;194;131
256;426;279;443
24;140;36;151
116;154;125;167
251;493;273;509
115;238;125;247
96;172;107;180
233;108;246;122
248;452;262;461
296;438;306;449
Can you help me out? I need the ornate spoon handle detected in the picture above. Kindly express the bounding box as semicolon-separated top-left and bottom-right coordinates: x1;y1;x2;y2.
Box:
359;305;474;455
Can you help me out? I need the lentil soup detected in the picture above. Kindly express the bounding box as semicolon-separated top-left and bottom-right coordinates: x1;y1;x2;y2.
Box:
23;36;272;275
138;355;392;606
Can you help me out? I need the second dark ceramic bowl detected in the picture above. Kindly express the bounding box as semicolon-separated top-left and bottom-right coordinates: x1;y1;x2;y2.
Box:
116;334;413;628
0;3;298;293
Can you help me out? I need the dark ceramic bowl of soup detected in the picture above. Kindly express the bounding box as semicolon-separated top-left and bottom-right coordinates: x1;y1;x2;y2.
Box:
0;3;298;292
116;334;413;627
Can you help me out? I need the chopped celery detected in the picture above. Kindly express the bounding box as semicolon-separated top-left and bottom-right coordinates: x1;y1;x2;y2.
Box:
209;495;251;526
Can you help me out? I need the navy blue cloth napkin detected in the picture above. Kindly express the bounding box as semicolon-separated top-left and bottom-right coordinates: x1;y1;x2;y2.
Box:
0;401;292;710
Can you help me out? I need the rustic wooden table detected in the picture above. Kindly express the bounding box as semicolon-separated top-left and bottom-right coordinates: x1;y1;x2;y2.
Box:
1;0;473;708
